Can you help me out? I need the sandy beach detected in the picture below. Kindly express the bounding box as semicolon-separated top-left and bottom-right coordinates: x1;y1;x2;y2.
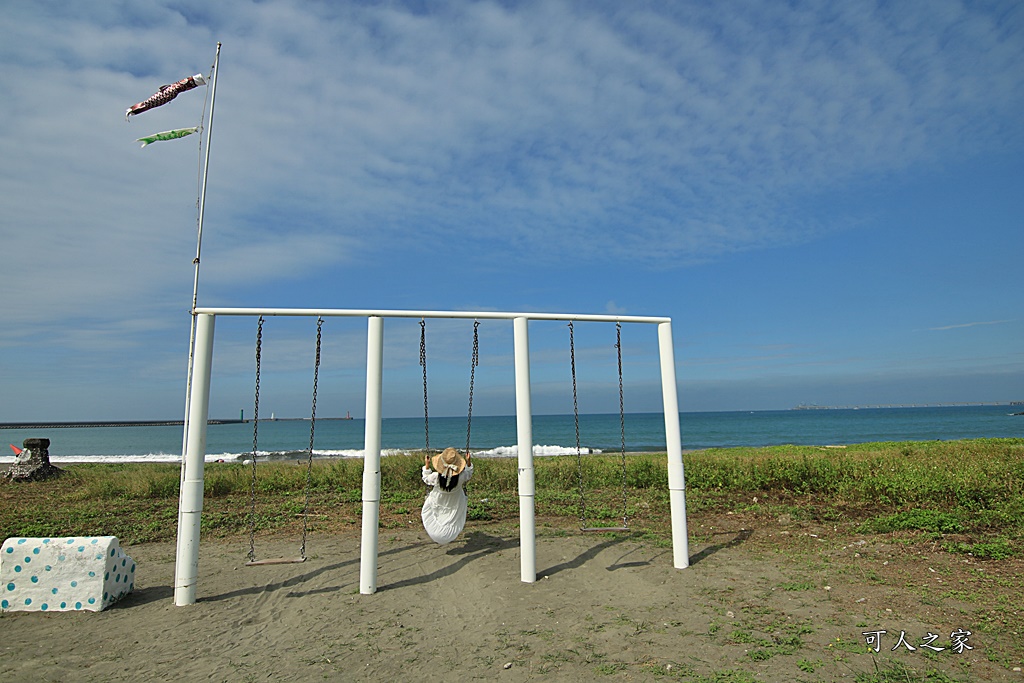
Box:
2;517;1019;682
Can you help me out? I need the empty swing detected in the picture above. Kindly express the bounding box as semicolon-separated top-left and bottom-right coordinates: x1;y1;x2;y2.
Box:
569;321;630;533
245;316;323;566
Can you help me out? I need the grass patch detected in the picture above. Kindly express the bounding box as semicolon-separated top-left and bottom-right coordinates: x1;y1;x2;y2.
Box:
778;581;816;591
692;670;758;683
858;509;966;535
1;440;1021;547
944;538;1016;560
853;660;963;682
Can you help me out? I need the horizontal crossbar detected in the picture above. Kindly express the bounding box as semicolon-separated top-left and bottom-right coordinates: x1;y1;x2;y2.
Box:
193;306;670;325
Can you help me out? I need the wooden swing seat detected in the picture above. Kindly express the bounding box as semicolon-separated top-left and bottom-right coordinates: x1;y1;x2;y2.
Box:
244;557;307;566
581;526;629;533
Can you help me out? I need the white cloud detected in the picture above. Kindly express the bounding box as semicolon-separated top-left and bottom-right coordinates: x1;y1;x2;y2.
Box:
605;300;627;315
930;320;1014;332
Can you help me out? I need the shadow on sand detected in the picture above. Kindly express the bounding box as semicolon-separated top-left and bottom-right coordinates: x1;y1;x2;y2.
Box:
156;527;729;604
688;528;754;565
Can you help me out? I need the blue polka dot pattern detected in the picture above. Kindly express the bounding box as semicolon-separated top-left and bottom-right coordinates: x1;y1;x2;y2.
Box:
2;537;136;613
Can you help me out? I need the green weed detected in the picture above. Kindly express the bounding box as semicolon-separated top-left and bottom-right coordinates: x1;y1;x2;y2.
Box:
797;658;820;673
944;538;1016;560
853;659;962;682
778;581;816;591
858;509;966;534
692;670;757;683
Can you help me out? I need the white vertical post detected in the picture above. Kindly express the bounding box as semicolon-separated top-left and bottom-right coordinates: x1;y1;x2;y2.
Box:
658;321;689;569
360;316;384;594
174;313;216;606
513;316;536;583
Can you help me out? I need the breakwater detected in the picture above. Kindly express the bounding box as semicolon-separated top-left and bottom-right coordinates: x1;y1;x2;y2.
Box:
0;420;244;430
793;402;1018;410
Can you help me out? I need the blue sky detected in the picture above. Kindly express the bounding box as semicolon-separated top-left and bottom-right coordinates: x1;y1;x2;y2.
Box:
1;1;1022;420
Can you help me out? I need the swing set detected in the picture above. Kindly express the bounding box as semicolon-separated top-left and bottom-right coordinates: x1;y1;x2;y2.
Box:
418;317;628;530
173;308;689;607
245;316;484;564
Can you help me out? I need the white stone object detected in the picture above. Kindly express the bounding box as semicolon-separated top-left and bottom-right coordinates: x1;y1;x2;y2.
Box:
1;536;136;612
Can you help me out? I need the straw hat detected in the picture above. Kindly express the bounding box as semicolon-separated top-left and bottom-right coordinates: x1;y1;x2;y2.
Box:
431;447;467;478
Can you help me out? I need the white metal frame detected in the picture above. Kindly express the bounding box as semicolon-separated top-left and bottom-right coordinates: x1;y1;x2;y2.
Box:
173;307;689;606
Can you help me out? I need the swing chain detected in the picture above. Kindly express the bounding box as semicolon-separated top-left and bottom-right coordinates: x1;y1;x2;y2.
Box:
616;322;628;528
572;321;630;532
247;316;264;564
420;319;430;452
299;317;323;560
569;322;586;527
465;320;480;457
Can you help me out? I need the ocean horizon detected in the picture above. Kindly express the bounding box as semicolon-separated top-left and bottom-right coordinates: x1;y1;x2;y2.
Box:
2;405;1021;465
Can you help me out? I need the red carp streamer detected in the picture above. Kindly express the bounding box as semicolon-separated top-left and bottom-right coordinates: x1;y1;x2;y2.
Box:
126;73;207;119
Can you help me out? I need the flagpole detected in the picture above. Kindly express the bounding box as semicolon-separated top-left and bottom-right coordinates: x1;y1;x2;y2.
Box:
181;42;222;461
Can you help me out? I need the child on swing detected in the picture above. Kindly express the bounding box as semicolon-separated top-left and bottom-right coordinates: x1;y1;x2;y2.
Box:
421;447;474;545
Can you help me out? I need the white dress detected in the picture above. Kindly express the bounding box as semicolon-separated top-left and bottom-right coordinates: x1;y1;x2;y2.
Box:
421;465;474;545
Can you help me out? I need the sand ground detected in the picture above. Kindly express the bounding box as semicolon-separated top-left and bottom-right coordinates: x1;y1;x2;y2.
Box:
1;521;1020;682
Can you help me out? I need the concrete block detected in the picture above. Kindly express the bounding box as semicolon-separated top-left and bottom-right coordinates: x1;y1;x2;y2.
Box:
1;536;135;612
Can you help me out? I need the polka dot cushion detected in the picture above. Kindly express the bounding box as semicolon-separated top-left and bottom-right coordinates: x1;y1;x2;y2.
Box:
1;537;136;612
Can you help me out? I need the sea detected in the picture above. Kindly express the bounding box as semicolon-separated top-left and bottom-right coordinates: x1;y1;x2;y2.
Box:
1;405;1021;465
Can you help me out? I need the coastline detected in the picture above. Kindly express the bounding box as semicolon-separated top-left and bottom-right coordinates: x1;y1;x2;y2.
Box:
2;404;1020;464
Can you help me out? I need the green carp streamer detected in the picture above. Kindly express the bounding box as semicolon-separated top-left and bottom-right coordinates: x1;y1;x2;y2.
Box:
136;127;199;147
